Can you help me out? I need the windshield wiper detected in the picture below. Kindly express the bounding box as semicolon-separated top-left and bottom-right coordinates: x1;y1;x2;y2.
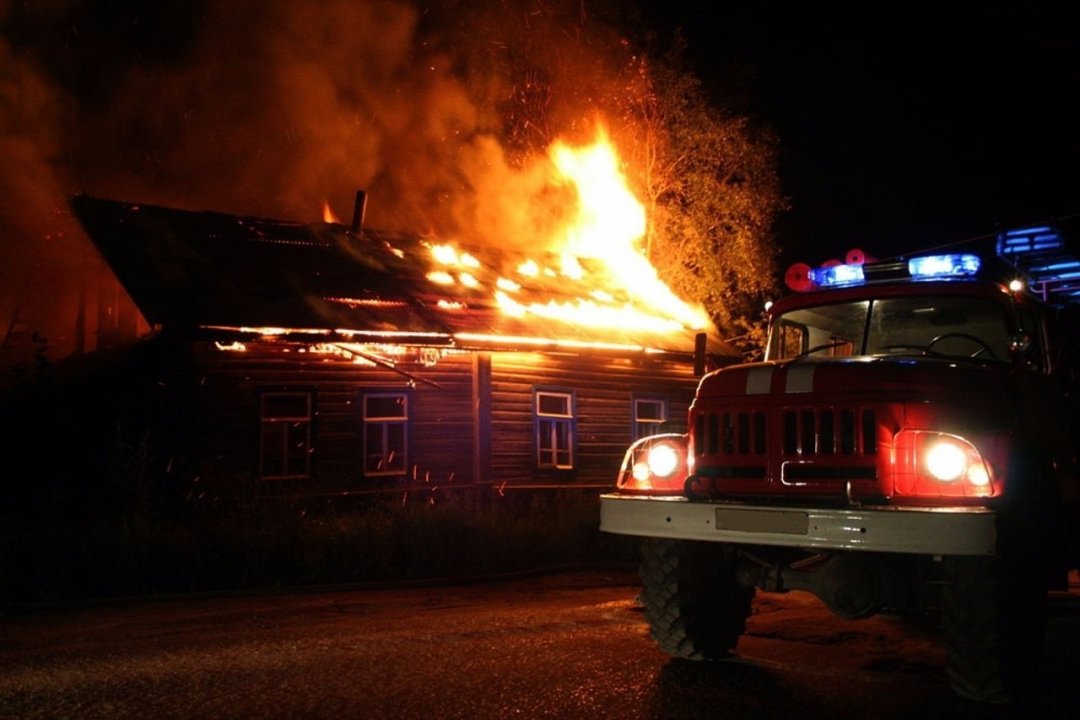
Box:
792;341;850;360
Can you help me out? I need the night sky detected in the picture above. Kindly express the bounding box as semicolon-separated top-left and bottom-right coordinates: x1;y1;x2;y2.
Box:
646;3;1080;267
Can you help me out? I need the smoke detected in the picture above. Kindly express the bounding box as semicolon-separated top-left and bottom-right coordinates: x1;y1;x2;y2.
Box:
0;12;87;362
0;0;638;362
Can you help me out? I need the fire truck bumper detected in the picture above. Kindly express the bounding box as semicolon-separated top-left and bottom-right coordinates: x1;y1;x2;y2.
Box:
599;494;997;556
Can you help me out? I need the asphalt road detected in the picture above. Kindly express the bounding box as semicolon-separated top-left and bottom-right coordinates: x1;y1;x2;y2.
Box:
2;568;1078;719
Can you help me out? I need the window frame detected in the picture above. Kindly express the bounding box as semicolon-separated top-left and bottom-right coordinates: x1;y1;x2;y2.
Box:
258;389;314;481
534;388;576;470
632;395;669;441
360;391;410;478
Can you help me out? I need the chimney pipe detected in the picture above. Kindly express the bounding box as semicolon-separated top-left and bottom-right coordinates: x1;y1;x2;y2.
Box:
351;190;368;232
693;332;707;376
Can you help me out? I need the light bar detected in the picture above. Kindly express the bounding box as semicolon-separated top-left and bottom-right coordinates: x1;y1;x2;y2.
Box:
907;254;981;279
810;263;865;288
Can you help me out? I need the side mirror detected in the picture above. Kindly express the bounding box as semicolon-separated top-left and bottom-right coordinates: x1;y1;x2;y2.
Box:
1008;333;1042;370
1008;333;1033;355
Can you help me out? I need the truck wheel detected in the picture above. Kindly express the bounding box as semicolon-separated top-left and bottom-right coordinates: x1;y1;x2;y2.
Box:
941;556;1046;704
638;538;754;660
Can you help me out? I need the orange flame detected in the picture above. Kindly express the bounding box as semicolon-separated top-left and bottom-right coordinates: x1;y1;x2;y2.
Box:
547;128;707;330
426;126;709;335
322;200;340;224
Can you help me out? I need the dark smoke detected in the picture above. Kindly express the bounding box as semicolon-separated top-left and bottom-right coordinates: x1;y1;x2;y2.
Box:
0;0;639;364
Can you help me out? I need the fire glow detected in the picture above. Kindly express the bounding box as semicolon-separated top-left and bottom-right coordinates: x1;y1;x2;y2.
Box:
425;128;709;335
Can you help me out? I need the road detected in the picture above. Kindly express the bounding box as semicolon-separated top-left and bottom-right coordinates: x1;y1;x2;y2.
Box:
1;568;1078;719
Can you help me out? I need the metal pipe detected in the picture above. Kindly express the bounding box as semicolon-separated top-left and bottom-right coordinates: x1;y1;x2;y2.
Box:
351;190;368;232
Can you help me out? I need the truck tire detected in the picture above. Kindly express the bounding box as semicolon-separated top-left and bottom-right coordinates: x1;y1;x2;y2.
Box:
639;538;754;660
941;556;1046;704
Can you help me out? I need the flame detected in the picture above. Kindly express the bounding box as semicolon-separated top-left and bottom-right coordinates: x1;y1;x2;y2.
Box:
517;260;540;277
427;270;455;285
551;131;646;262
546;128;708;330
424;125;709;336
322;200;340;224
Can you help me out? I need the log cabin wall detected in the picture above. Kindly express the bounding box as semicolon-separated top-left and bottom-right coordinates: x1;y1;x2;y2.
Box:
187;341;700;494
488;352;698;487
189;342;475;493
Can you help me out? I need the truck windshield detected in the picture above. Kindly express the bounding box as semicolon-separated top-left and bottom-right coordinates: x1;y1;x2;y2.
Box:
767;296;1011;362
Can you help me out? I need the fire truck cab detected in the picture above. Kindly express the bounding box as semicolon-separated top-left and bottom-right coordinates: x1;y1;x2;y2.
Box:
600;225;1080;704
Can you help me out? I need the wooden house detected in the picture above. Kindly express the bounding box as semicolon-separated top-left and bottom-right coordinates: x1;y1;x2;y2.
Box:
69;193;739;497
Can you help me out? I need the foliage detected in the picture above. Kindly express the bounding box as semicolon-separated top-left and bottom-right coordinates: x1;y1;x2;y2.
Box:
436;2;787;346
614;35;787;347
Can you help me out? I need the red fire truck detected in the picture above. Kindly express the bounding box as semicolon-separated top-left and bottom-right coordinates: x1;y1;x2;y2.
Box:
600;225;1080;704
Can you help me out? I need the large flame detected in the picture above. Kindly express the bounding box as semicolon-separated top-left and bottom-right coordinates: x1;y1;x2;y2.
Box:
424;126;709;335
546;128;707;330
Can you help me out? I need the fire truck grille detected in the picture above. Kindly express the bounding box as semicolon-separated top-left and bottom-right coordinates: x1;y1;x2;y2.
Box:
781;407;878;456
694;410;768;457
693;407;878;459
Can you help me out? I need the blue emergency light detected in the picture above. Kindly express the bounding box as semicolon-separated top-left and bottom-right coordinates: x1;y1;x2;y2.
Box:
907;254;981;279
789;252;984;292
787;225;1079;302
810;263;865;288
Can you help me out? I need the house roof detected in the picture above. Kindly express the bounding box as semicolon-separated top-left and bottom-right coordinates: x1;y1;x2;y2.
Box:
70;194;738;360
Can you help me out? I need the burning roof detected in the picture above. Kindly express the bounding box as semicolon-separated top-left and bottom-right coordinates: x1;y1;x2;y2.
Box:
70;193;734;360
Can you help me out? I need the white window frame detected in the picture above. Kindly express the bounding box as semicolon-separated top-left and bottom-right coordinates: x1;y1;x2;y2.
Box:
259;391;313;480
633;396;669;440
362;392;409;477
535;389;575;470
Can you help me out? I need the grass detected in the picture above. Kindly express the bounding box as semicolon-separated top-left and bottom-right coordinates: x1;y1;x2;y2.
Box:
0;483;638;605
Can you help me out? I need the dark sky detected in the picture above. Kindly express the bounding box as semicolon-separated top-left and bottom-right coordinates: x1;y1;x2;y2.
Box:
644;4;1080;268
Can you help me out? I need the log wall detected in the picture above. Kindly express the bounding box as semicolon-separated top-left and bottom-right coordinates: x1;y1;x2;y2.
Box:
188;342;700;493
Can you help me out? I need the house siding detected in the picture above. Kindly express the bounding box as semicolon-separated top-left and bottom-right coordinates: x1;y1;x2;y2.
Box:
186;341;699;493
489;352;696;487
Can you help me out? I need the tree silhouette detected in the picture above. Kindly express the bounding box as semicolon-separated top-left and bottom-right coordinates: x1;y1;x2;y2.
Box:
615;36;787;351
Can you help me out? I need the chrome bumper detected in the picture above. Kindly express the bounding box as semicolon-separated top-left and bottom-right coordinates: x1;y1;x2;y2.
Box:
599;493;996;556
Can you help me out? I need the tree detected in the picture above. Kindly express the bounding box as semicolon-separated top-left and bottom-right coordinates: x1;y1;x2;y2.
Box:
615;36;787;351
420;1;787;351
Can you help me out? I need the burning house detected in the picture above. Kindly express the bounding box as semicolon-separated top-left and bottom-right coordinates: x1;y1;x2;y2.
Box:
67;185;737;497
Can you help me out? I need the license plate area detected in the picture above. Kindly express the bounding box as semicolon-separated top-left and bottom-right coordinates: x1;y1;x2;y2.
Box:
715;508;809;534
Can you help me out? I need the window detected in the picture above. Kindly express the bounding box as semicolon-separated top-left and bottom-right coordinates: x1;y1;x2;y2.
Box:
768;301;869;360
535;389;575;469
362;392;408;476
767;296;1012;363
865;296;1010;360
633;396;669;440
259;391;313;480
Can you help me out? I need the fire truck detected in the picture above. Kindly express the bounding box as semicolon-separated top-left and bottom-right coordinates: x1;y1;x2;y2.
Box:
600;225;1080;704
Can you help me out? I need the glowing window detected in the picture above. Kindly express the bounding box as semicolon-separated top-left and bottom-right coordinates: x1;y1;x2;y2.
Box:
535;390;575;470
259;391;313;480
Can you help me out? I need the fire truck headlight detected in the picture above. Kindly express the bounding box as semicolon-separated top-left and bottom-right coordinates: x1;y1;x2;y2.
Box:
925;440;967;482
646;443;680;478
966;463;990;486
894;429;995;497
617;434;689;494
